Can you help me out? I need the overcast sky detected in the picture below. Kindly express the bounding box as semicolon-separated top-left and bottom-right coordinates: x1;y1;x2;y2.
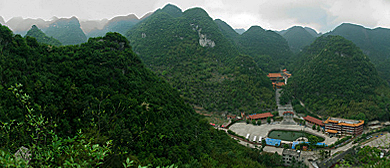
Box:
1;0;390;33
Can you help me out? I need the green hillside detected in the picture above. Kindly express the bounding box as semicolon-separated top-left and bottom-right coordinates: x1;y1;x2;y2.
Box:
281;26;316;53
327;23;390;83
126;5;275;114
214;19;240;46
25;25;62;46
237;26;292;72
215;20;292;72
45;17;87;45
284;35;390;121
0;24;283;167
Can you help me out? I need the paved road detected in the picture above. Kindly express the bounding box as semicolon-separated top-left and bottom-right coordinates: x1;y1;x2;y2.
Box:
275;89;294;116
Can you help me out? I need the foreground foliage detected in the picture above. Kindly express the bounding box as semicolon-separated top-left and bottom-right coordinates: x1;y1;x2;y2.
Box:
0;23;281;167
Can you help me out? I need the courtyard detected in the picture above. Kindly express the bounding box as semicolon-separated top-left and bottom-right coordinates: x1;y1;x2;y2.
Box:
229;122;337;145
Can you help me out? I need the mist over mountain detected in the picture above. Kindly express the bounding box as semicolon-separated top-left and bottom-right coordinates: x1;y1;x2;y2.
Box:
327;23;390;83
44;17;87;45
234;28;245;34
5;17;54;35
80;19;109;34
86;14;141;38
0;16;4;24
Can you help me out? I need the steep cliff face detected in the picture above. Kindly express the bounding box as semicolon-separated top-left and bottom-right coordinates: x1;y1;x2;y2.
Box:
193;24;215;47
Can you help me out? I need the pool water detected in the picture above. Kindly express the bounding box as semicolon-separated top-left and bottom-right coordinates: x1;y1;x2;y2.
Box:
268;130;324;142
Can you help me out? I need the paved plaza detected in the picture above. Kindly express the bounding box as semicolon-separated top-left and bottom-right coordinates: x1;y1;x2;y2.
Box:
363;132;390;148
229;122;337;145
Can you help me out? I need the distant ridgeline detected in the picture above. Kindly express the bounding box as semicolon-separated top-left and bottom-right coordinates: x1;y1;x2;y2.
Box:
215;19;292;72
44;17;87;45
278;26;318;54
0;24;283;167
126;4;276;114
25;25;62;46
86;14;145;38
284;35;390;121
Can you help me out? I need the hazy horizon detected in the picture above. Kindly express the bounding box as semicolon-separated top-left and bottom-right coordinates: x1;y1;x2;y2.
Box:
1;0;390;33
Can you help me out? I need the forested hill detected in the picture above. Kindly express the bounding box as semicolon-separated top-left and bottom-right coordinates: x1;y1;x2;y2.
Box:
44;17;87;45
284;35;390;121
25;25;62;46
279;26;316;53
215;19;292;72
326;23;390;84
0;24;283;167
126;4;276;114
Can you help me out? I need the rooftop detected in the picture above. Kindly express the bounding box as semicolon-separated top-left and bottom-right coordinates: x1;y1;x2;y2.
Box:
324;117;364;127
248;112;273;120
303;115;324;126
267;73;282;78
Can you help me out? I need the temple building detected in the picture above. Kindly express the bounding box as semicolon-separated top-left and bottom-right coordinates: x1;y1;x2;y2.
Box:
267;69;292;89
247;112;273;120
303;115;324;127
324;117;364;135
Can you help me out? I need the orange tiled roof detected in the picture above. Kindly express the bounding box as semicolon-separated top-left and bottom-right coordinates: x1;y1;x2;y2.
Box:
339;121;364;127
276;82;285;87
324;117;364;127
267;73;282;78
248;112;273;120
326;129;338;134
283;111;294;115
303;115;324;126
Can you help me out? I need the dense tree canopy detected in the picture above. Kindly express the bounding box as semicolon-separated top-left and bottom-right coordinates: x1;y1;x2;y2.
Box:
126;5;276;114
327;23;390;84
215;19;292;72
0;23;283;167
284;35;390;121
